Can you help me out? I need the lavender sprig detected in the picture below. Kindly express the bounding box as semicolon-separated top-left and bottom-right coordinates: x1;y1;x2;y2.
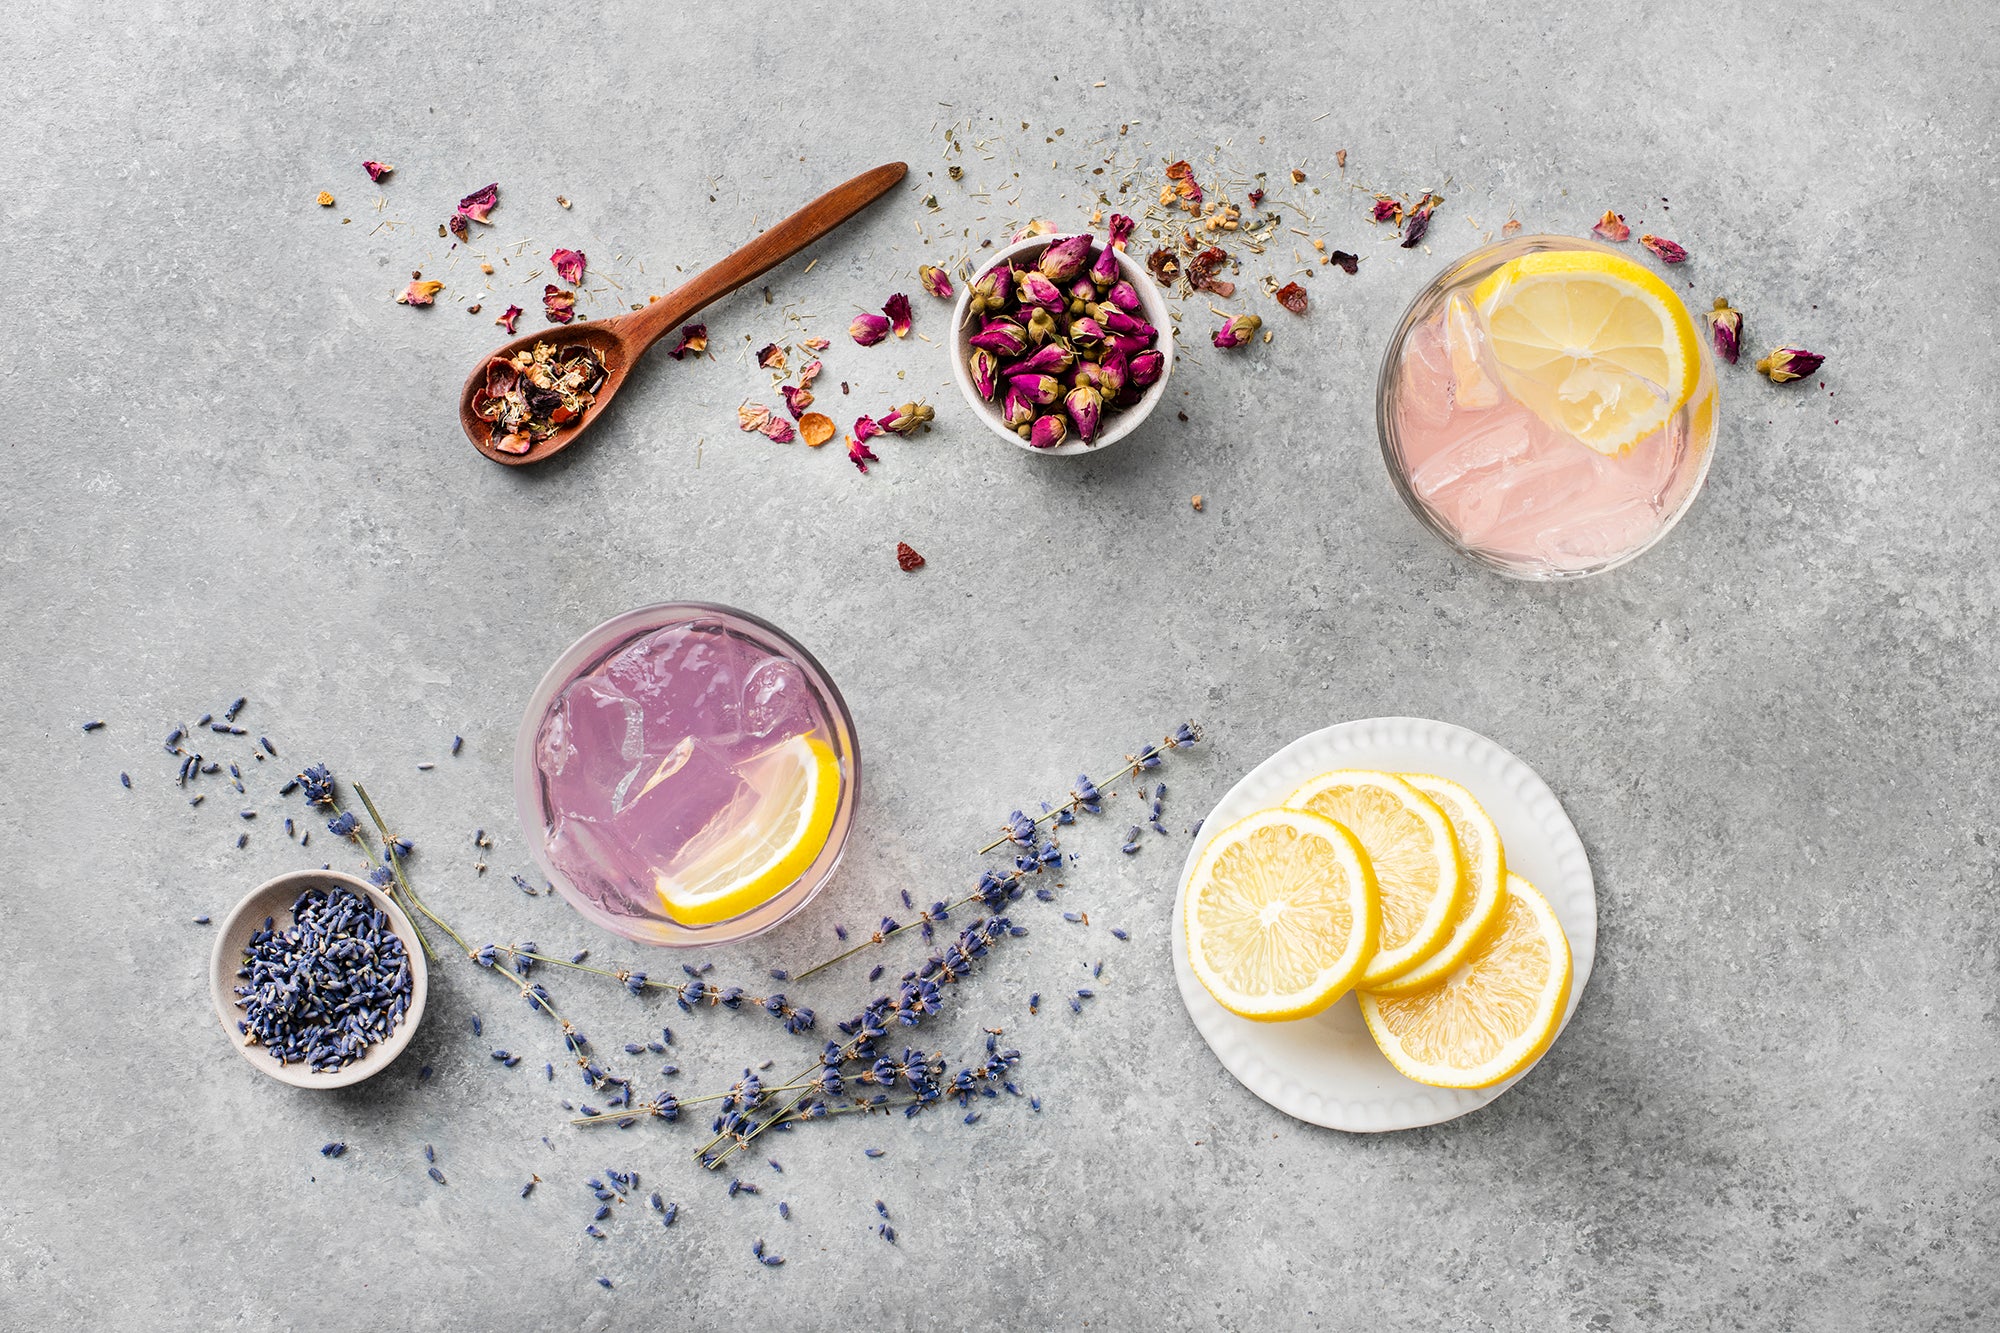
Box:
482;946;813;1035
973;721;1201;855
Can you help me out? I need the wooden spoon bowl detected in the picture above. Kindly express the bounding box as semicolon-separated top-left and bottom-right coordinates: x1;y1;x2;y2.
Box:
459;161;907;466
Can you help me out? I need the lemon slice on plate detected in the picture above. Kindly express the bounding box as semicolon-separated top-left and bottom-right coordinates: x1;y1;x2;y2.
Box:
1363;773;1508;998
1359;873;1572;1088
1283;770;1464;989
1470;249;1700;455
1182;807;1378;1022
654;734;840;926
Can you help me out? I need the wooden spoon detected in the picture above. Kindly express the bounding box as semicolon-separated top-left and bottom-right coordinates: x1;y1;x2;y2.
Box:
459;161;907;466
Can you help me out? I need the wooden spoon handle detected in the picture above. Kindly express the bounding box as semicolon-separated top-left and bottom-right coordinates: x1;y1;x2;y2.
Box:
622;161;908;350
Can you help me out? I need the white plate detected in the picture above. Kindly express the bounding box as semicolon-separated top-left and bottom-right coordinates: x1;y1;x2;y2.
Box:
1171;717;1595;1132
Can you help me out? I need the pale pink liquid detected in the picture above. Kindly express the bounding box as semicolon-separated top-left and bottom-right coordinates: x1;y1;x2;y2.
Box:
534;619;836;920
1391;308;1709;575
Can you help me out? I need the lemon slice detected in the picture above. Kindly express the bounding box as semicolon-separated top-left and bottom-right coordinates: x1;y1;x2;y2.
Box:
1470;249;1700;455
1182;807;1378;1022
654;734;840;926
1364;773;1508;998
1360;874;1572;1088
1283;770;1464;988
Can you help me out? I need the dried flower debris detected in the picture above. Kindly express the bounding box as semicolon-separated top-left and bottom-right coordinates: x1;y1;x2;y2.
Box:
316;190;336;207
496;304;523;334
551;248;588;285
1592;210;1631;242
362;161;393;183
397;278;443;306
1639;234;1688;264
1273;281;1309;315
457;182;499;226
543;285;576;325
472;341;607;453
896;541;925;571
668;324;707;360
798;412;835;447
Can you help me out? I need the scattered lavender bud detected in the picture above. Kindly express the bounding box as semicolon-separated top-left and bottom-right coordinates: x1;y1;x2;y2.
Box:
120;773;131;788
320;1142;346;1158
864;1148;885;1159
427;1166;446;1185
193;914;210;924
452;735;463;755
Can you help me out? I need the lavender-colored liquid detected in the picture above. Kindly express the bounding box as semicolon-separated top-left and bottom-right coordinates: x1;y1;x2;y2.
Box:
533;618;835;922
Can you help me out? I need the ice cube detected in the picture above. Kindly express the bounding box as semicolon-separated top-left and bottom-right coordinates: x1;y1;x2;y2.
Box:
1444;294;1503;412
1396;318;1455;431
741;657;811;741
1409;408;1538;503
1536;498;1660;568
607;738;745;873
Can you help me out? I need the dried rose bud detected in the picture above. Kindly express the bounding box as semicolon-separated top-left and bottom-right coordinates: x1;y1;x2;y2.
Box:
1129;349;1165;387
1038;234;1094;285
1102;309;1156;345
919;265;955;299
1088;243;1120;289
849;312;891;346
669;323;708;360
1371;196;1402;224
1707;298;1742;365
967;318;1028;357
1212;314;1261;349
757;343;788;370
853;415;885;442
1028;414;1069;450
968;265;1011;314
396;278;443;306
1754;346;1825;383
456;183;499;225
1401;194;1441;249
780;385;814;419
362;161;394;183
1592;210;1630;243
1064;385;1103;443
1107;331;1153;359
848;436;879;472
1000;386;1036;430
551;248;587;284
1640;234;1688;263
1007;373;1062;407
1017;342;1075;377
1068;316;1107;349
880;402;934;435
1024;309;1060;346
1072;361;1104;393
1068;275;1098;305
883;293;913;338
738;403;774;433
760;415;796;444
968;347;1000;400
495;304;523;334
1105;280;1141;312
1274;282;1309;315
1099;349;1130;397
1015;271;1066;313
448;214;469;241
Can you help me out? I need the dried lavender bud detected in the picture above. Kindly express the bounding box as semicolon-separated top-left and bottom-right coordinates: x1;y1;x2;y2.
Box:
1754;346;1825;383
1708;298;1743;365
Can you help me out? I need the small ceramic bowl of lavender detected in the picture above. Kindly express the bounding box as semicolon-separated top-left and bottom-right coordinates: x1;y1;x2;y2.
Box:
209;868;428;1089
949;225;1175;456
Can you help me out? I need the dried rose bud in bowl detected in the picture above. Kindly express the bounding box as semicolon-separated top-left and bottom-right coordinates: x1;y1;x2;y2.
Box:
949;219;1175;455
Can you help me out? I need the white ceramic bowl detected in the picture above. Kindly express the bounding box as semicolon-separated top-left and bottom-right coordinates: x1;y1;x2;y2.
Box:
210;868;429;1089
948;234;1175;456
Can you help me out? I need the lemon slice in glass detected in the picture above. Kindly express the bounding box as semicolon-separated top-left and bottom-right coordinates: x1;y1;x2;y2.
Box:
1283;770;1465;989
1471;249;1700;455
1359;874;1572;1088
654;734;839;926
1363;773;1508;998
1182;807;1379;1022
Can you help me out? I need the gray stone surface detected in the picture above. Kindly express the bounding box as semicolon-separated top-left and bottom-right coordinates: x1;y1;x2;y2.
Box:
4;3;1996;1329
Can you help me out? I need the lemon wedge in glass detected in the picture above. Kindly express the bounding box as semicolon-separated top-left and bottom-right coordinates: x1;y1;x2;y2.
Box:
1182;808;1379;1022
1471;249;1700;455
1359;874;1572;1088
654;734;839;926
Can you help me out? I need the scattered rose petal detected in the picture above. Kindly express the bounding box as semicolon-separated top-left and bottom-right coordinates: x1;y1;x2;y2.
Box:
1401;194;1442;248
801;336;830;352
496;304;523;334
738;403;774;432
883;293;913;338
847;436;879;472
362;161;394;183
1163;160;1203;207
797;358;823;389
852;415;884;443
495;433;531;455
1592;210;1631;243
1246;188;1265;208
1640;234;1688;263
896;542;925;571
780;385;814;419
456;183;499;225
918;265;954;299
1371;196;1402;224
448;214;469;241
760;415;796;443
669;324;707;360
1328;250;1359;275
1501;218;1522;237
1186;246;1232;295
551;248;587;284
799;412;835;448
1274;281;1309;315
542;284;576;324
757;343;787;371
849;313;891;346
1213;314;1261;349
1707;299;1743;365
1754;346;1824;382
1146;248;1181;287
316;191;335;207
397;278;443;306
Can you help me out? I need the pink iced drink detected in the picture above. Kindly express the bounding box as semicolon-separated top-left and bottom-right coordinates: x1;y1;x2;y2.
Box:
533;618;833;921
1392;314;1702;574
